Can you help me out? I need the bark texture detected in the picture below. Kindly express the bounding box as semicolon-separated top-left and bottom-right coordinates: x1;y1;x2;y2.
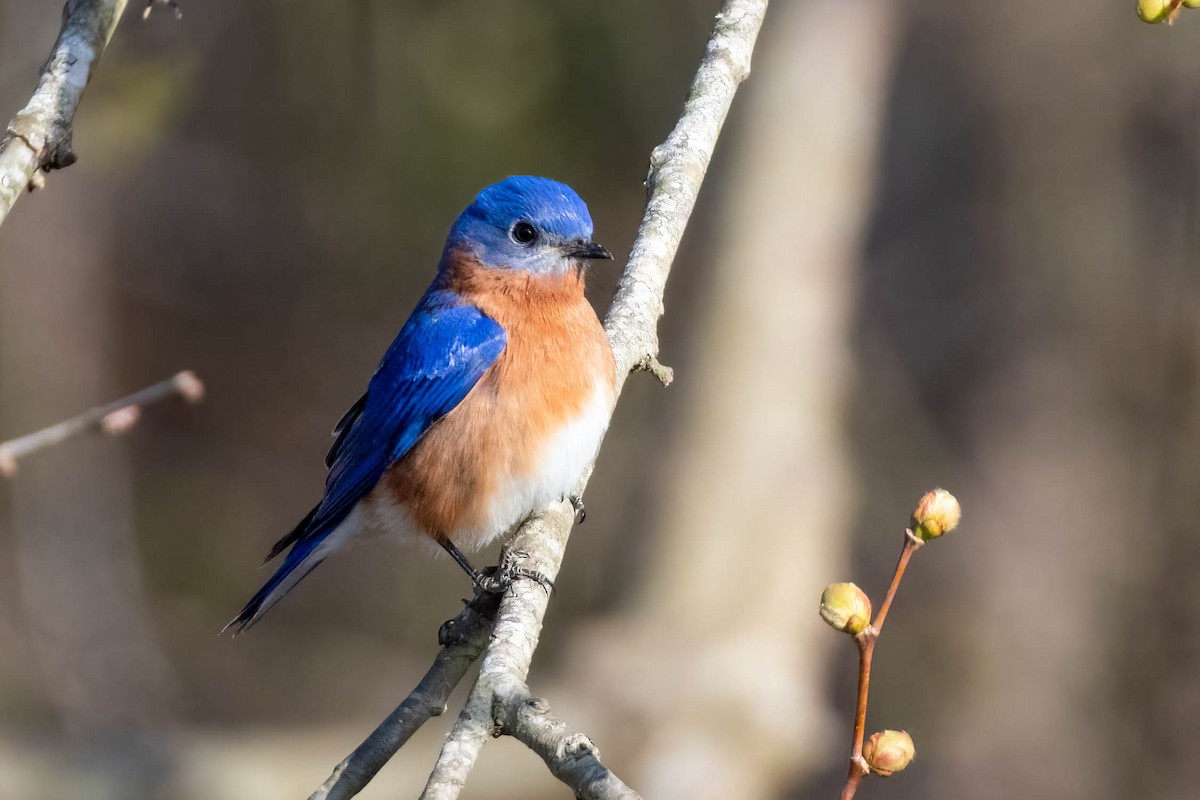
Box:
0;0;128;227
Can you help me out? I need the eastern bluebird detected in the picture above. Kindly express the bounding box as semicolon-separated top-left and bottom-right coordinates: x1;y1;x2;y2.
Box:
227;176;616;632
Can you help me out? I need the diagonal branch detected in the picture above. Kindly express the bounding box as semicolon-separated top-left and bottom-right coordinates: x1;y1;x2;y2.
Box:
604;0;765;384
310;1;769;797
0;0;131;228
0;370;204;476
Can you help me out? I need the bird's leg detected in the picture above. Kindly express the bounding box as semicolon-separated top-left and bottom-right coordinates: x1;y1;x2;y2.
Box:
568;494;586;524
439;538;482;582
440;538;554;596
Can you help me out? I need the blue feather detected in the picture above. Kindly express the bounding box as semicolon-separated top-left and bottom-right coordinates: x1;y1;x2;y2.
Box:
441;176;597;276
226;288;506;632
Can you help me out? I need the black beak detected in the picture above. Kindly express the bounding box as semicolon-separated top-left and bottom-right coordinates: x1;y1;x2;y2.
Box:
568;240;614;261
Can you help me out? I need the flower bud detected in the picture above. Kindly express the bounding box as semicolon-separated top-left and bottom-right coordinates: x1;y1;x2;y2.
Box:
863;730;915;776
1138;0;1178;22
819;582;871;635
1184;0;1200;8
911;488;961;541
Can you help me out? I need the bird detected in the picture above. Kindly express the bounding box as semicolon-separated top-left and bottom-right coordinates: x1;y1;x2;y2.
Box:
226;176;617;633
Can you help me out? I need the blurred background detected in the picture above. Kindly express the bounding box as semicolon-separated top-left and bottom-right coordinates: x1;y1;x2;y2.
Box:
0;0;1197;798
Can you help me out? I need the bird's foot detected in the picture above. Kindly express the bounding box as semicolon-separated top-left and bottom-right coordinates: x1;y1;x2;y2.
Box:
568;494;586;525
475;566;555;595
474;549;555;596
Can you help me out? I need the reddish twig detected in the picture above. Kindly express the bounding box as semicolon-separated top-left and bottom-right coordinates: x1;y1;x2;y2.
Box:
0;370;204;476
839;529;923;800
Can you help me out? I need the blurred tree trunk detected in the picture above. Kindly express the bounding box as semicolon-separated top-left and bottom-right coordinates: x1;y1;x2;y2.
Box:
0;164;176;773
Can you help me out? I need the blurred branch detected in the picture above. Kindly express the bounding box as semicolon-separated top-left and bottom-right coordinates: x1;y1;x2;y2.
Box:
309;0;768;797
0;0;130;228
0;370;204;476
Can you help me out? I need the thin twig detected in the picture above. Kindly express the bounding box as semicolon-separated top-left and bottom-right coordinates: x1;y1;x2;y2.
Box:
0;371;204;476
0;0;131;228
840;530;923;800
869;529;922;635
311;1;769;797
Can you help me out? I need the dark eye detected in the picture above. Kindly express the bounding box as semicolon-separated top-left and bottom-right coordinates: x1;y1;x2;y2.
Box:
510;221;537;245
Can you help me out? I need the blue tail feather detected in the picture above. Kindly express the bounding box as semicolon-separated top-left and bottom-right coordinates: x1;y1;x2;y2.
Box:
224;512;344;634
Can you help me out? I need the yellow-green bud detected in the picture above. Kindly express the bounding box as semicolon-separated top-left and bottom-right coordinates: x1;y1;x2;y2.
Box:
863;730;915;776
819;582;871;635
911;488;961;541
1138;0;1177;22
1184;0;1200;8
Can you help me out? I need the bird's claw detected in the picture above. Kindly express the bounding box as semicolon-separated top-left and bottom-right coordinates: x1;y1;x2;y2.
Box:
516;566;555;594
474;567;507;594
474;554;555;596
569;494;586;525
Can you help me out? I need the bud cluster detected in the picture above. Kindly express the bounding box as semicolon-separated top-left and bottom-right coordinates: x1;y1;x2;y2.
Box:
819;488;961;794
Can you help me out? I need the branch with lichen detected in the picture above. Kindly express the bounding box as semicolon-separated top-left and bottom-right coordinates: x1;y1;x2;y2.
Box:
818;488;962;800
308;1;769;798
0;0;132;228
0;371;204;477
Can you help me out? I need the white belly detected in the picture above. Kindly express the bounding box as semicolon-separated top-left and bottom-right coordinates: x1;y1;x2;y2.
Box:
469;383;614;548
356;383;614;554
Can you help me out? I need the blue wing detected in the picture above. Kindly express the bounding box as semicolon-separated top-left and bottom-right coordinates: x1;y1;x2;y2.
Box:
227;289;506;632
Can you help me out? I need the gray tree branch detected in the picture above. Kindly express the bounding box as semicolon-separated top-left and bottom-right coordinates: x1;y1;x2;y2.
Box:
0;370;204;476
311;1;769;797
0;0;130;228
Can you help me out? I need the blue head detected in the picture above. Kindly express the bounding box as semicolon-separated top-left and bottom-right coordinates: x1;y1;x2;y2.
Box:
443;176;612;275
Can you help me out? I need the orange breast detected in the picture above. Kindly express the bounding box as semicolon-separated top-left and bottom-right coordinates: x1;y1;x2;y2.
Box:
377;255;616;544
